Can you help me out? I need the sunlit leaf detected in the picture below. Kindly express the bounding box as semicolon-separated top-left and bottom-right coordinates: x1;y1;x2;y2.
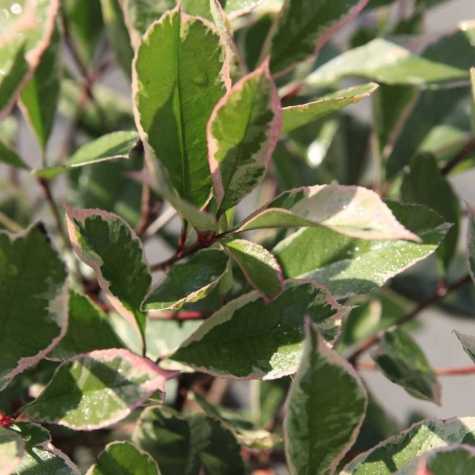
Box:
22;349;170;430
342;417;475;474
172;281;348;379
285;322;367;475
133;5;229;206
0;224;68;390
86;441;161;475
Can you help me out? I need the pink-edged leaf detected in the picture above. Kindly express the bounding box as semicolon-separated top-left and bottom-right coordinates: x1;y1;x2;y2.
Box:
133;406;245;474
282;82;379;134
0;428;24;475
133;5;231;207
0;224;69;391
117;0;175;50
407;446;475;475
86;441;161;475
221;0;264;18
223;238;284;301
372;329;441;405
145;249;230;314
19;22;62;151
172;280;349;380
65;207;151;350
13;422;80;474
237;185;419;241
21;349;174;431
207;60;282;213
284;321;367;475
0;0;60;118
266;0;369;75
341;417;475;474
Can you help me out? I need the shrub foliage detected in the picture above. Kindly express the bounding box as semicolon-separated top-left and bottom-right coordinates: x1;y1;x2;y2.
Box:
0;0;475;473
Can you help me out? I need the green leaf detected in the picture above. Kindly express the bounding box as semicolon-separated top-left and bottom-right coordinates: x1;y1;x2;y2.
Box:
0;224;68;390
133;5;229;206
192;392;282;450
67;131;139;167
403;446;475;474
51;291;124;360
34;131;139;179
386;86;469;178
174;197;220;233
183;0;238;77
454;331;475;362
70;151;143;227
267;0;369;75
0;0;60;118
144;319;202;361
63;0;104;66
285;322;367;475
181;0;226;21
146;167;218;232
66;208;151;350
255;378;289;427
0;180;31;233
145;249;229;313
59;79;134;136
224;238;283;300
0;140;28;170
220;0;263;17
342;417;475;474
100;0;134;77
207;61;282;213
237;185;418;241
338;291;410;351
172;281;348;379
119;0;175;49
372;329;441;404
282;83;378;134
133;406;245;475
305;26;475;88
373;84;418;156
20;23;61;151
0;427;24;474
468;209;475;285
274;202;450;297
86;441;161;475
21;349;170;430
402;155;459;273
14;422;80;474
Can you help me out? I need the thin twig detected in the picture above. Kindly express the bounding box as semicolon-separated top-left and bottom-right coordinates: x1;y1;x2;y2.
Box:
135;185;155;237
145;204;177;237
37;178;70;249
151;241;204;272
348;274;472;365
436;366;475;376
441;137;475;175
177;221;189;258
60;8;93;97
150;232;219;272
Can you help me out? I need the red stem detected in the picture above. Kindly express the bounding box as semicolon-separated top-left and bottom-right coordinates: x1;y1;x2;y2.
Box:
150;310;206;320
348;274;472;365
358;361;475;377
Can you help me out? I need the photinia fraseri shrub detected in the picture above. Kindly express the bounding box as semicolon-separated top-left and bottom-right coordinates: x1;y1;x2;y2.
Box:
1;0;475;473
